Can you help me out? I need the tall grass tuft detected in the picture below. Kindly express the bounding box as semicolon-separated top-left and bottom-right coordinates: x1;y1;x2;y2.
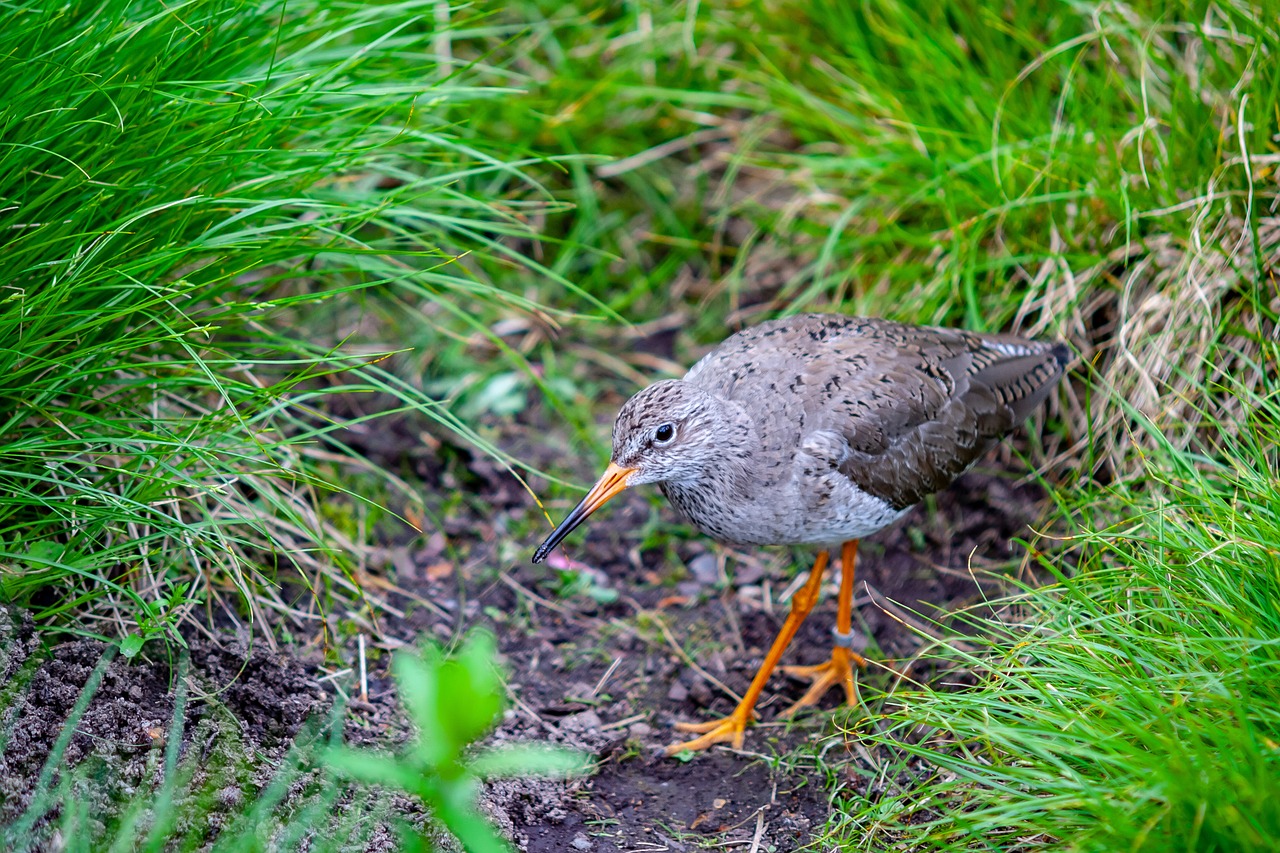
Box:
700;0;1278;463
0;0;565;636
835;333;1280;850
454;1;1278;470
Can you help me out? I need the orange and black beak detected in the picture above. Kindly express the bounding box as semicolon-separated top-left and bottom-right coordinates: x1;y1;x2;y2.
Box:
532;462;636;563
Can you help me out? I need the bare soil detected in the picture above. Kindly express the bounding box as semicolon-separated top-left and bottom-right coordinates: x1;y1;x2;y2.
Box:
0;415;1052;850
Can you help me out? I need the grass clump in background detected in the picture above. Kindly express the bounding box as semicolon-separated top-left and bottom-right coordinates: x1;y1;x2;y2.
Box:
0;0;570;641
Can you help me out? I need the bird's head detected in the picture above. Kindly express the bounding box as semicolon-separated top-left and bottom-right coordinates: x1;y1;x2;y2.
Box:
532;380;725;563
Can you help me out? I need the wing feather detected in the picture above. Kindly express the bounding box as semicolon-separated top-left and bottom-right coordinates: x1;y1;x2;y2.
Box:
687;314;1069;510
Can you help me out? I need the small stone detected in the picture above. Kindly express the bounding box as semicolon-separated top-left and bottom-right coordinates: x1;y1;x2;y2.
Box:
733;562;765;585
666;682;689;702
559;710;602;733
707;650;728;675
565;682;595;700
571;833;593;851
676;581;702;599
628;722;653;738
687;552;719;584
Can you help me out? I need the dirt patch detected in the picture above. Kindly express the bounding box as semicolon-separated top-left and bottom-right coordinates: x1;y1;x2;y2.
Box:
0;424;1053;851
0;628;329;842
374;431;1051;850
505;751;824;852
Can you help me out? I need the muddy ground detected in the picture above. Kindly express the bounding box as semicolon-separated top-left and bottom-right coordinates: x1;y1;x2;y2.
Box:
0;414;1054;851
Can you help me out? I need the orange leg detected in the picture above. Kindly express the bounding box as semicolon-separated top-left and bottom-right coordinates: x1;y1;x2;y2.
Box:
779;539;866;717
665;550;831;754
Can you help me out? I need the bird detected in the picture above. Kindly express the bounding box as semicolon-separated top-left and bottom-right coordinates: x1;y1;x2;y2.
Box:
532;314;1070;753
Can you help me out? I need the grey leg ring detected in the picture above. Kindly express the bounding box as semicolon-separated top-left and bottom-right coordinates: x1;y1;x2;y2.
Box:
832;627;857;649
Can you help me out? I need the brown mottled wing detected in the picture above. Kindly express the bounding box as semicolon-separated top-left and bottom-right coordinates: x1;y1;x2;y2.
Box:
828;319;1067;508
686;314;1069;510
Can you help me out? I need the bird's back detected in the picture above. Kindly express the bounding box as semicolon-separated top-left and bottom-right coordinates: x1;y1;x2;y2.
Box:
684;314;1069;511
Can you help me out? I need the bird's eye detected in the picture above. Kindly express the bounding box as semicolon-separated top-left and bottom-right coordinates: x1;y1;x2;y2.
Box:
654;423;675;444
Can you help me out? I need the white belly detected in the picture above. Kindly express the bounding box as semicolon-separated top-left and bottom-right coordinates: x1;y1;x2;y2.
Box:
662;470;911;548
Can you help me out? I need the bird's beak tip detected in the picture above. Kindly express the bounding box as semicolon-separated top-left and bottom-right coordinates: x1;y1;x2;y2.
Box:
532;462;637;563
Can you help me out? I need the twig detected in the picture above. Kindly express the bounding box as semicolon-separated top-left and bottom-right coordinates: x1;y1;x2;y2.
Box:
358;634;368;703
504;684;561;736
596;128;729;178
748;810;766;853
599;712;647;732
317;667;353;684
592;656;623;697
861;582;957;646
499;573;597;629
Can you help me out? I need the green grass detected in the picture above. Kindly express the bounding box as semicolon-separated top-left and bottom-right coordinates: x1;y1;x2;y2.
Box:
462;0;1274;333
831;348;1280;850
0;0;574;637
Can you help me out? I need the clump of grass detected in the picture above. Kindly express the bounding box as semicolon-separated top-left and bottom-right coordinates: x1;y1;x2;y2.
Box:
698;0;1278;463
0;0;571;638
464;1;1276;463
833;336;1280;850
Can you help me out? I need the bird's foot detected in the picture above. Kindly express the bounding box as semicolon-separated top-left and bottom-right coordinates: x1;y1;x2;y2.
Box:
778;644;865;718
665;707;754;754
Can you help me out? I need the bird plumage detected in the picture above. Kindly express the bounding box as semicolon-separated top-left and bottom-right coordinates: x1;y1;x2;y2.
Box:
608;314;1068;547
533;312;1070;754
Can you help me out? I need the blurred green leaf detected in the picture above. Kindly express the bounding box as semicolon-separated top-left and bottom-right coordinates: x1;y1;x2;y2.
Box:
440;814;511;853
21;541;63;566
326;748;425;792
461;372;528;419
392;648;445;766
438;631;504;746
469;745;589;780
328;630;585;853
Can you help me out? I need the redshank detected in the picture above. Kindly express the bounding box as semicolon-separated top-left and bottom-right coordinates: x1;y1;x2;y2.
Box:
533;314;1069;753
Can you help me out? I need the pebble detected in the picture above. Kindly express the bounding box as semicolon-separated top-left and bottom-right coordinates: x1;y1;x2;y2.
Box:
559;710;602;733
666;682;689;702
566;681;595;700
571;833;593;851
687;552;720;584
733;562;765;585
